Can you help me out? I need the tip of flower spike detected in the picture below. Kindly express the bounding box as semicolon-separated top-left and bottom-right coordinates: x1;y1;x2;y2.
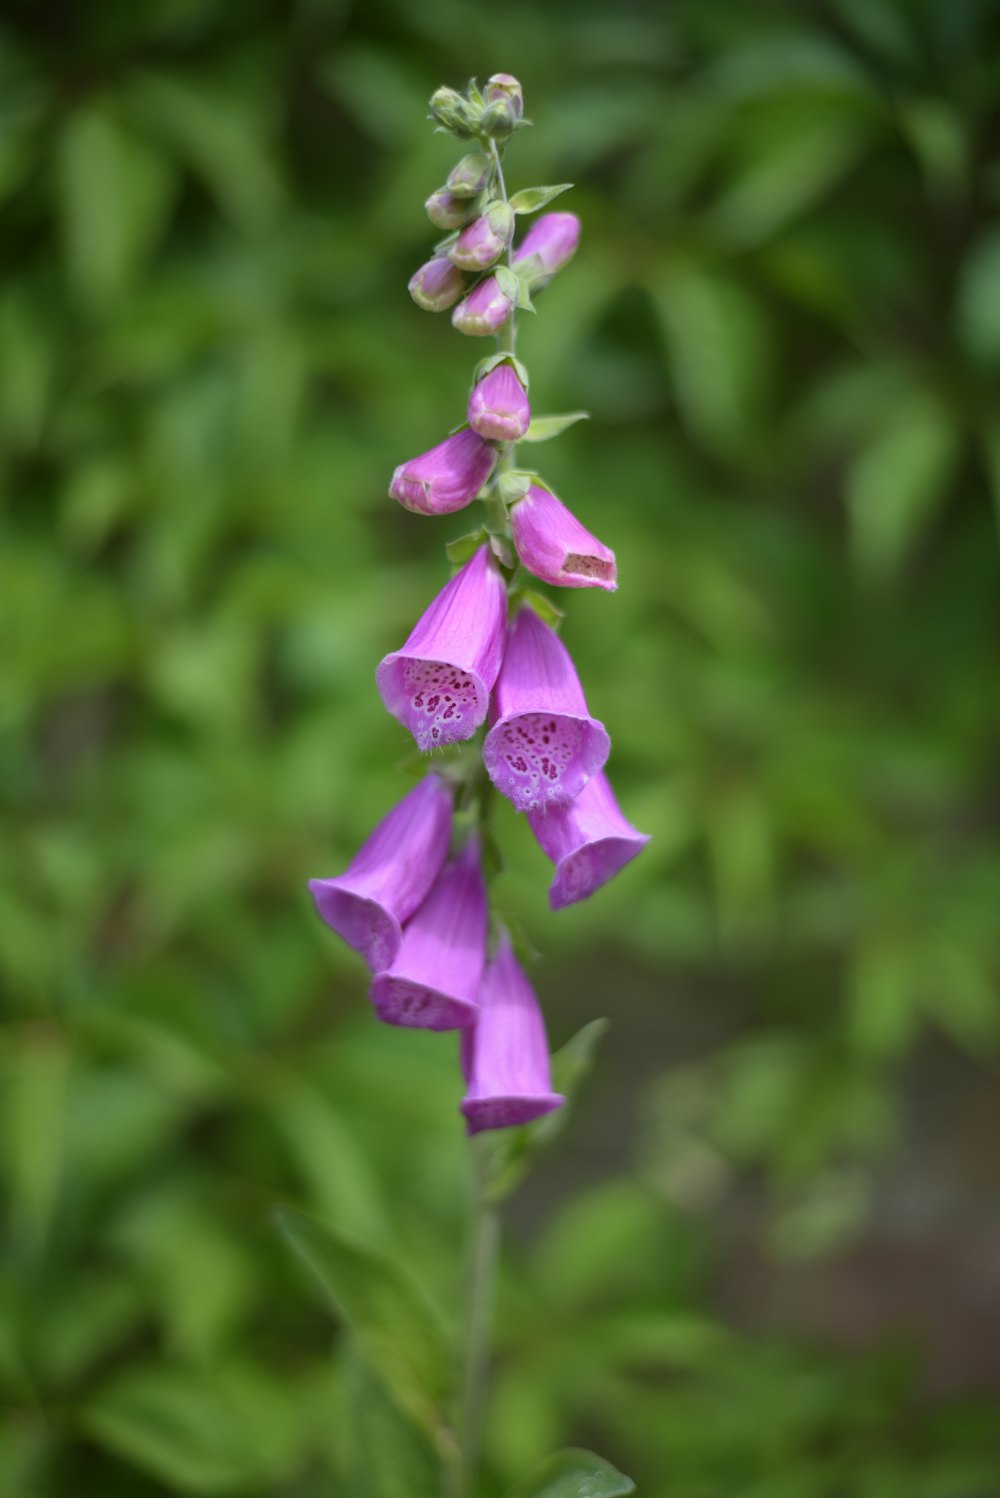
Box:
460;1091;565;1135
548;833;651;911
370;974;479;1031
308;879;403;972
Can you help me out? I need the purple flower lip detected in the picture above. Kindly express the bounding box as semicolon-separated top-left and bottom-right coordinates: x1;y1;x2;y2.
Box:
513;211;580;288
467;361;530;442
528;768;649;910
452;275;514;336
389;429;497;516
370;836;487;1031
510;484;617;590
483;606;610;812
308;775;454;970
377;545;507;751
408;255;468;312
460;932;563;1135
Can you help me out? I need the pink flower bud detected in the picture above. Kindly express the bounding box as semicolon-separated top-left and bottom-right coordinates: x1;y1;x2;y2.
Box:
483;606;610;812
408;255;468;312
446;153;491;197
484;74;524;124
514;212;580;289
451;275;514;337
308;775;453;971
389;429;497;516
528;770;649;911
449;202;515;272
467;361;530;442
509;485;616;590
370;836;487;1030
377;546;507;751
425;188;482;231
460;932;563;1134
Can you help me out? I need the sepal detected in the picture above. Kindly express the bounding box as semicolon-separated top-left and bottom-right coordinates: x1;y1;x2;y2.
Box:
508;184;573;214
523;411;590;442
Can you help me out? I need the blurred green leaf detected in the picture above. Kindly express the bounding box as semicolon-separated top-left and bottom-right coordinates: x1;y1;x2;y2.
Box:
653;265;773;453
275;1206;451;1433
522;411;590;442
503;1447;635;1498
341;1342;444;1498
509;185;573;215
846;392;959;578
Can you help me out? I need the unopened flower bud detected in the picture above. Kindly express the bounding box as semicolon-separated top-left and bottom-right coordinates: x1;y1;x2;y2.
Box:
510;484;617;589
468;361;530;442
449;201;515;272
425;188;482;231
446;152;491;197
429;85;478;139
389;429;497;515
452;275;514;337
514;211;580;290
484;74;524;122
480;99;518;140
408;255;468;312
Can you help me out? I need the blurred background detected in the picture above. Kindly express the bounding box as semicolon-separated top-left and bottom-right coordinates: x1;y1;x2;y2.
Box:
3;0;1000;1494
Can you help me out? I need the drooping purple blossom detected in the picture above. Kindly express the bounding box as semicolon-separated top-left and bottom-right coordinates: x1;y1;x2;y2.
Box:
460;932;563;1134
370;836;487;1030
514;211;580;290
389;429;497;516
510;484;616;590
467;362;530;442
377;545;507;751
528;769;649;911
450;202;516;272
452;275;514;336
483;605;610;812
408;255;469;311
308;775;454;971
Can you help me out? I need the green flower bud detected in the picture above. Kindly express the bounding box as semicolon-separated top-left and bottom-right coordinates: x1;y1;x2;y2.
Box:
484;74;524;123
425;187;483;231
446;152;491;198
429;86;479;139
480;99;518;141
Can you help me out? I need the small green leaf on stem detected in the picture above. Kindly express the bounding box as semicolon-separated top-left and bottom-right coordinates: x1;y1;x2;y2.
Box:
446;528;489;565
497;470;533;505
513;267;537;312
522;412;590;443
494;264;519;303
517;590;565;629
473;352;530;390
274;1207;450;1433
508;184;573;214
502;1446;635;1498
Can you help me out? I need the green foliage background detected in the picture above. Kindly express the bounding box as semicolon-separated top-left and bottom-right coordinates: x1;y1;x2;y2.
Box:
2;0;1000;1494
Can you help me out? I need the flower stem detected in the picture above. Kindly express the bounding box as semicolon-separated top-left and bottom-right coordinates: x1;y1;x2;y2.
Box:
456;1132;500;1498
